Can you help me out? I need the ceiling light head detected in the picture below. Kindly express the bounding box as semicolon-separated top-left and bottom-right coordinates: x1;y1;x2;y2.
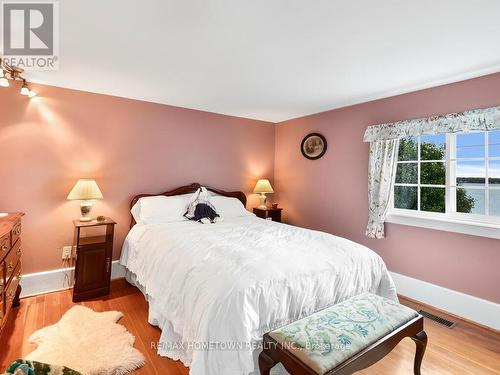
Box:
20;81;30;96
0;77;8;87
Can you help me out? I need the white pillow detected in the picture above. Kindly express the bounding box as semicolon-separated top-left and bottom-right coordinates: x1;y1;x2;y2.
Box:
131;195;190;224
211;196;254;218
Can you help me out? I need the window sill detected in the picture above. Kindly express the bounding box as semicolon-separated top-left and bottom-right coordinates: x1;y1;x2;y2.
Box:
386;211;500;239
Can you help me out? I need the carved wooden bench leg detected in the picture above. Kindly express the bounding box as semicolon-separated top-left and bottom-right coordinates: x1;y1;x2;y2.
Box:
259;351;278;375
411;330;427;375
13;285;22;308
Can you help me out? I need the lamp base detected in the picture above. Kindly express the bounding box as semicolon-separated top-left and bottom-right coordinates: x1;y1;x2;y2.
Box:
258;193;267;209
79;201;94;222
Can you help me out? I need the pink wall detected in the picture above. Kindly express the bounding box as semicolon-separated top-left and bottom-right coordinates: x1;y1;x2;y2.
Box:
275;73;500;304
0;84;275;274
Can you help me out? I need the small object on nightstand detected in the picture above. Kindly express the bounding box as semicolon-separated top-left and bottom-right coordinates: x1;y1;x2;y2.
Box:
253;207;282;223
72;217;116;302
96;215;106;222
271;203;278;209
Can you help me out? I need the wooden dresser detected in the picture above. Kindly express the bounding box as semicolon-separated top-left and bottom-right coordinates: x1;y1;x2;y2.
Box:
0;213;23;332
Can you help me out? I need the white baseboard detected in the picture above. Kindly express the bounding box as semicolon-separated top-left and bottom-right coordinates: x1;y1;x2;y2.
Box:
20;261;127;298
390;271;500;331
111;261;127;278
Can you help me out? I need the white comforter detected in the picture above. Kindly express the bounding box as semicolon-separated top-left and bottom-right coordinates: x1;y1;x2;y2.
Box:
120;216;397;375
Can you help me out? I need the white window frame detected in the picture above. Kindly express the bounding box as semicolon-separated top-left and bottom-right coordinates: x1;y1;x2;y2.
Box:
386;131;500;239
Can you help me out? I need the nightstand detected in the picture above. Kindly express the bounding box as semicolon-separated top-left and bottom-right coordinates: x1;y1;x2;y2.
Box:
72;218;116;302
253;207;282;222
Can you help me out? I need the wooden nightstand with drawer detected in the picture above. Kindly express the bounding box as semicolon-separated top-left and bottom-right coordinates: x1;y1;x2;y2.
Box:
0;212;24;334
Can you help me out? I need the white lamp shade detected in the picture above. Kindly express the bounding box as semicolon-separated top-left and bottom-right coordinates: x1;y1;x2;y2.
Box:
253;179;274;194
20;86;29;96
67;179;103;200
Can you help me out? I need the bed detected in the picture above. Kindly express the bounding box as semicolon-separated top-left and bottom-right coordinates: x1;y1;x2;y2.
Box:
119;183;397;375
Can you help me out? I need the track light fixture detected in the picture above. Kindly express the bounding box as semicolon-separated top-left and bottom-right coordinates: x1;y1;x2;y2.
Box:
0;57;37;98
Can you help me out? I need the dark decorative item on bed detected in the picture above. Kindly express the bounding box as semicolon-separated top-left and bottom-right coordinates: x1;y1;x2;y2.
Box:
301;132;327;160
184;186;222;223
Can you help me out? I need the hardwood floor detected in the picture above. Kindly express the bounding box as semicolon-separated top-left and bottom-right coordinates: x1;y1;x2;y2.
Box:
1;279;499;374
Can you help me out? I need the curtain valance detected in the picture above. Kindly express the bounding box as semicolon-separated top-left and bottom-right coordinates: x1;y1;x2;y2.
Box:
363;106;500;142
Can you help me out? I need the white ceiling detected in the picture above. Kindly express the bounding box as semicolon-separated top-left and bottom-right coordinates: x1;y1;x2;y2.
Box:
24;0;500;122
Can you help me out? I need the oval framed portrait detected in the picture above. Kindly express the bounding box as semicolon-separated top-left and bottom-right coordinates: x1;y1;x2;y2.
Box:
301;133;327;160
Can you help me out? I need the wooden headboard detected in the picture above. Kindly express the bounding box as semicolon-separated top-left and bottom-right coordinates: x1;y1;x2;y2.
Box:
129;182;247;228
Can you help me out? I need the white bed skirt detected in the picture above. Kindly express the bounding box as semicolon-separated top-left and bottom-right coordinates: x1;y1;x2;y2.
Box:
125;269;289;375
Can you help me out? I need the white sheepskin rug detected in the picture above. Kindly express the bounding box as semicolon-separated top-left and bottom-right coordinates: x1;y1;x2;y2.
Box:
26;305;145;375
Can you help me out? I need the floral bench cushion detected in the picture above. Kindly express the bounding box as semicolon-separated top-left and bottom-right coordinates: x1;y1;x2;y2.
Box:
269;293;419;375
2;359;81;375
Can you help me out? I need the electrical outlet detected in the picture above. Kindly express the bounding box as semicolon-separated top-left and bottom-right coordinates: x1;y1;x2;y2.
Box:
62;246;72;260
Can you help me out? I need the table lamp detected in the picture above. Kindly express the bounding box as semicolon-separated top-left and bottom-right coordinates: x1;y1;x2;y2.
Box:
67;179;103;221
253;179;274;209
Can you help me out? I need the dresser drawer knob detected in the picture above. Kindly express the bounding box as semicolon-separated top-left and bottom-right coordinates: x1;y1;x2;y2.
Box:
17;248;22;256
1;245;7;252
15;227;21;235
7;262;13;271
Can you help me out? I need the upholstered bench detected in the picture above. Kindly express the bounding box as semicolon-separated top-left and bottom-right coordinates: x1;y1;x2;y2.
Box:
259;293;427;375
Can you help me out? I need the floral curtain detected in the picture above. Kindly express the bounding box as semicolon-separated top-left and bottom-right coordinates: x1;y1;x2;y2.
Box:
363;106;500;142
365;139;399;238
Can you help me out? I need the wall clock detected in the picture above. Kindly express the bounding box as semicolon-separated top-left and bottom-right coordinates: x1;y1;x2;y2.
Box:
301;133;327;160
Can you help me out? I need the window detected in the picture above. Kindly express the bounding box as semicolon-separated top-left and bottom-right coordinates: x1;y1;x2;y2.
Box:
394;133;447;213
389;130;500;234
